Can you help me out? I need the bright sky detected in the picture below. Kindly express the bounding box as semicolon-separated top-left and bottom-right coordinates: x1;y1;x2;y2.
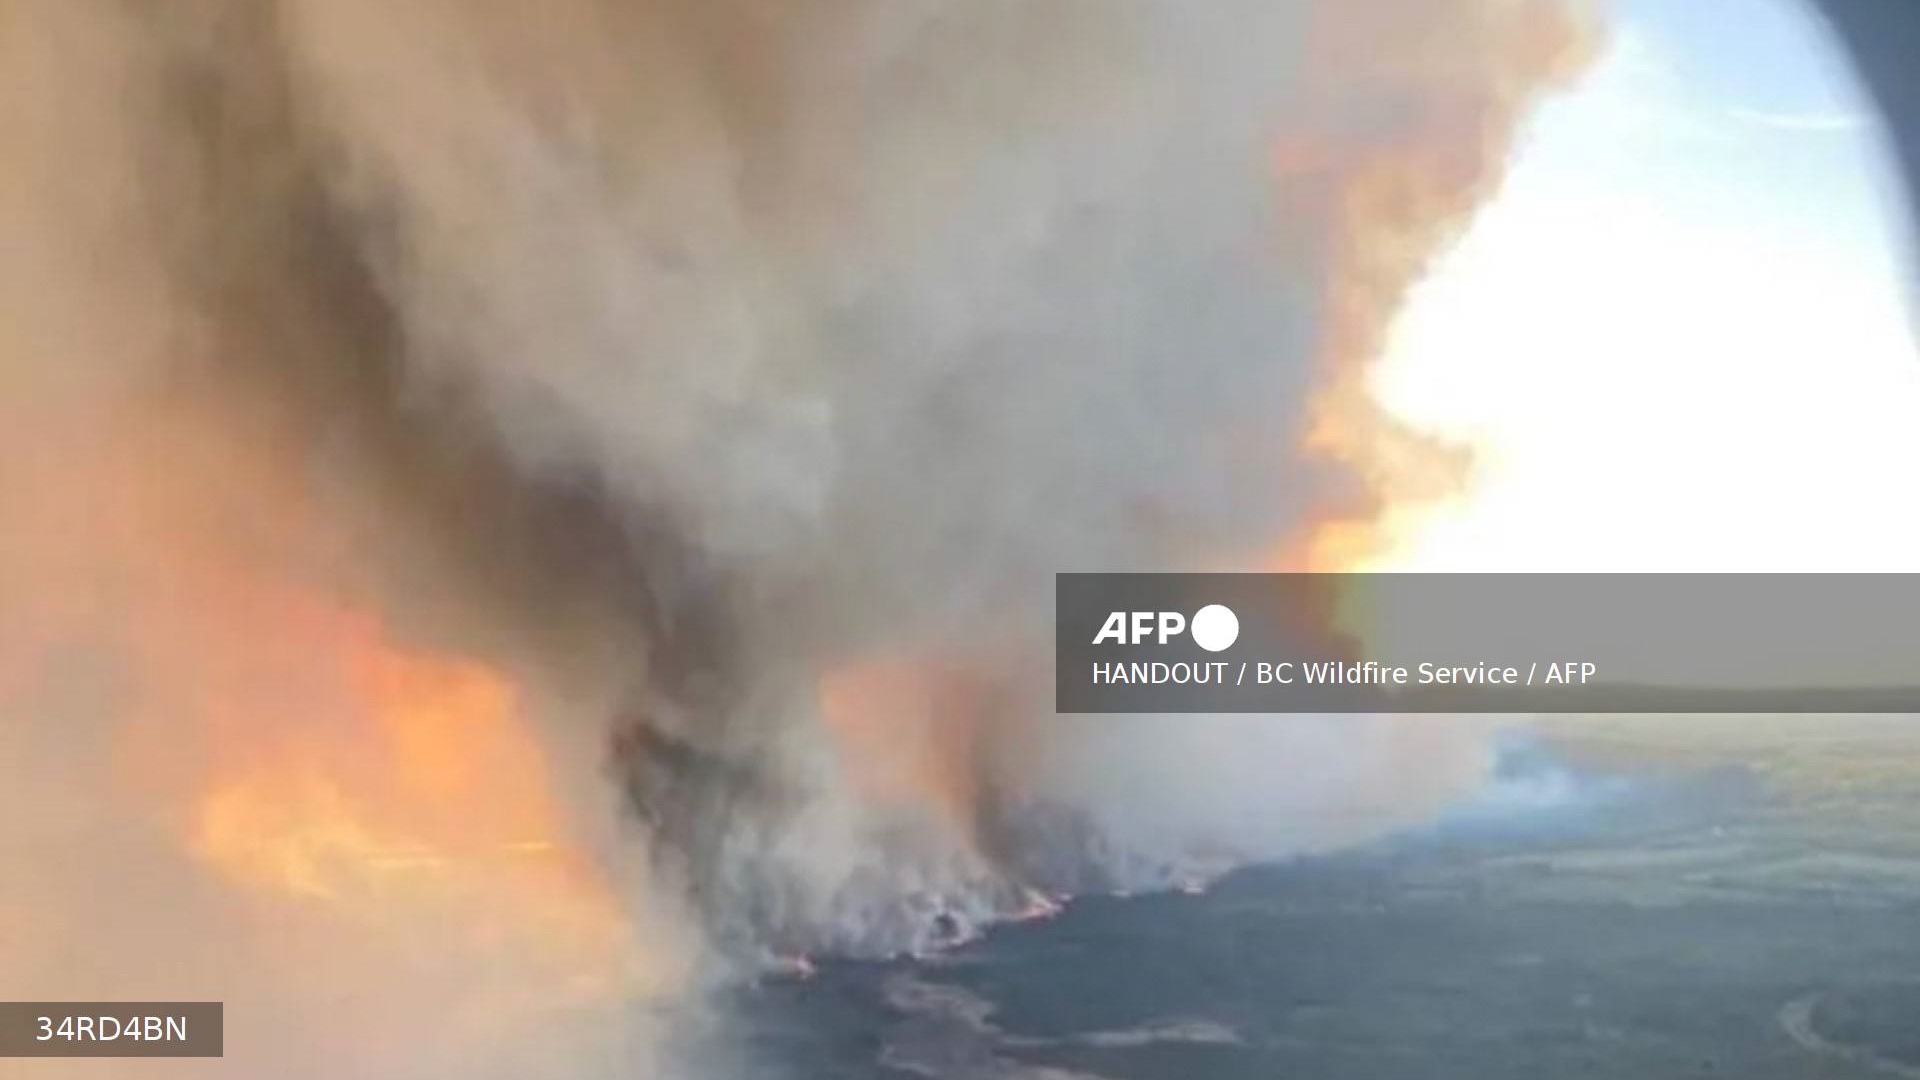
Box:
1366;0;1920;572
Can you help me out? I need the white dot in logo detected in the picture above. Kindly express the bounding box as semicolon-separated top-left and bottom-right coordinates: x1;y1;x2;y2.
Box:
1190;604;1239;652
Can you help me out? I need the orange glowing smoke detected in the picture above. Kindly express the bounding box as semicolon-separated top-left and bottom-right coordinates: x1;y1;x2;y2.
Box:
111;576;645;1004
811;4;1599;848
184;594;615;943
0;387;649;1004
1275;2;1599;571
817;655;996;844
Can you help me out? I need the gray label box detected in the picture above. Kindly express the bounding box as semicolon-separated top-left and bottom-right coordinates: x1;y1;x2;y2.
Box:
1056;574;1920;713
0;1003;223;1058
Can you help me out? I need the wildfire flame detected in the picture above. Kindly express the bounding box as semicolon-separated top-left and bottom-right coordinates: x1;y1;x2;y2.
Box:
166;584;641;995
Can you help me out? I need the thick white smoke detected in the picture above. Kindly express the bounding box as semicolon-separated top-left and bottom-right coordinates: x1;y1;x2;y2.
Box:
0;0;1592;1076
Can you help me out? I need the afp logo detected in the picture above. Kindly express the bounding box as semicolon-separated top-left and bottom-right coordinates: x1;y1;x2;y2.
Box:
1090;604;1239;653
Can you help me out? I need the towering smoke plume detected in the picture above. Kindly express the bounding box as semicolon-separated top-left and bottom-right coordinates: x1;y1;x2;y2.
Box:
0;1;1591;1076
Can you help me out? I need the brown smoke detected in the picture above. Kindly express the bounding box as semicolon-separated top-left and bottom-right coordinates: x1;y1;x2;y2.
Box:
1275;1;1599;571
0;1;1596;1076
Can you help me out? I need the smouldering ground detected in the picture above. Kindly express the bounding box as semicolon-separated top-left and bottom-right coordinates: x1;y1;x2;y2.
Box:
732;717;1920;1080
